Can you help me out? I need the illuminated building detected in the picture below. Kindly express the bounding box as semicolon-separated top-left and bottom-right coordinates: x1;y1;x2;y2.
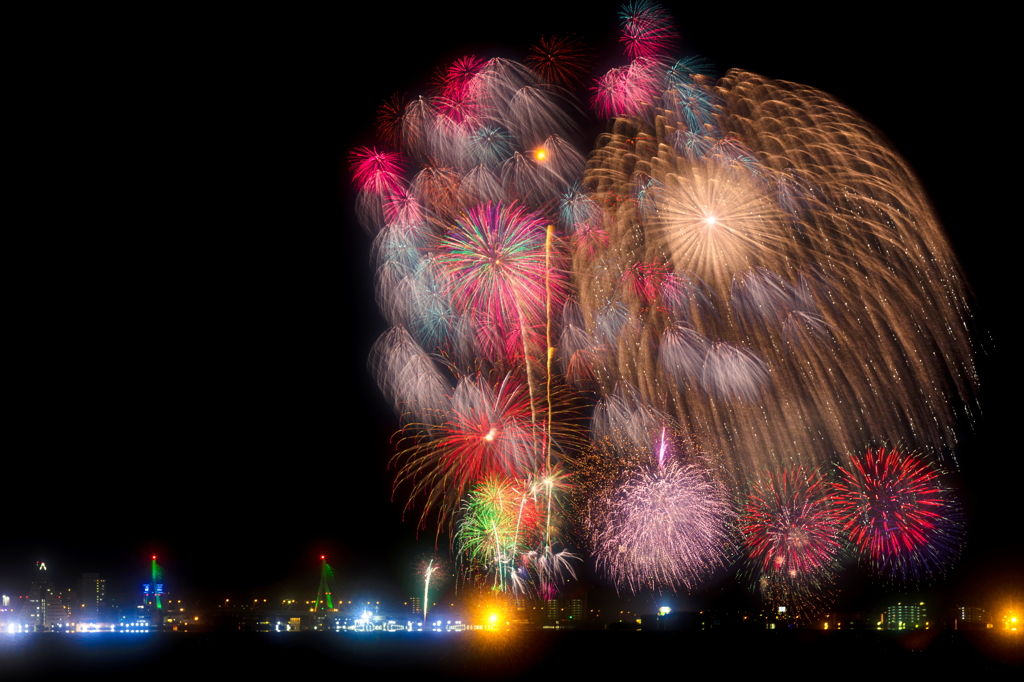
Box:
541;596;588;629
566;597;586;626
884;601;928;630
954;605;988;630
545;598;559;623
21;561;69;630
78;573;107;622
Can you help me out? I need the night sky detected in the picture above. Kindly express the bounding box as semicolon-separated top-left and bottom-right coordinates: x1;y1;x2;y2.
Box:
8;3;1016;617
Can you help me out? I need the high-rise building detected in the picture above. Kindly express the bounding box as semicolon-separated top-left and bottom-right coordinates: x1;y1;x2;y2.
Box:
22;561;69;630
78;574;107;622
545;598;559;623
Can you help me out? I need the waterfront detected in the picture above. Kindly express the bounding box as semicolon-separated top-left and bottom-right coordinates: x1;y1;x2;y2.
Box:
2;629;1021;679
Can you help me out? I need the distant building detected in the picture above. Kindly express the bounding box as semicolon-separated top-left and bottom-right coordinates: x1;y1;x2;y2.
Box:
566;597;586;624
21;561;69;630
955;605;988;630
545;598;559;623
885;601;928;630
78;573;107;622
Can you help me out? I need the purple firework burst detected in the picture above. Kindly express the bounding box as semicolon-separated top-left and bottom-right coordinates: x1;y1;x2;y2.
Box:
589;460;734;592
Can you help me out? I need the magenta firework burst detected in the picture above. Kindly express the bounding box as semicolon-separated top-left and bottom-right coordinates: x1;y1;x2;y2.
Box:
739;467;843;612
833;447;963;581
436;202;568;365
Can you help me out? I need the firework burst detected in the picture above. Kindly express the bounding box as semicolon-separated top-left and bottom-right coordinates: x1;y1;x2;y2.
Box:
575;9;978;484
589;458;734;593
436;202;568;367
619;0;678;60
580;428;735;594
834;447;964;582
457;475;541;593
527;34;593;88
394;374;538;528
456;472;577;595
739;467;844;614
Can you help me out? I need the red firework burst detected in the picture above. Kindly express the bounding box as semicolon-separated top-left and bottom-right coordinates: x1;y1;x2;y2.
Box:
527;34;593;88
395;374;539;528
833;447;963;581
375;93;406;146
739;467;843;613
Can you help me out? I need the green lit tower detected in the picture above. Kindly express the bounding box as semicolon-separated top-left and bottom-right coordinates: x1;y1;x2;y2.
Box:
142;555;164;613
312;555;334;612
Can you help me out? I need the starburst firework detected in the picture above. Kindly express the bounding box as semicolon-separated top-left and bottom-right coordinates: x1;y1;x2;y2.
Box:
739;467;844;614
834;447;964;582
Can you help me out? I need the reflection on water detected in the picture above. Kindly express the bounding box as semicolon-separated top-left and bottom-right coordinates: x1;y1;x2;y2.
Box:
1;630;1020;679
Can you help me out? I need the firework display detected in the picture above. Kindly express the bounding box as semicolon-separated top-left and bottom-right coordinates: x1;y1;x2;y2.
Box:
834;447;964;582
356;44;589;595
739;467;844;614
352;1;975;600
587;452;734;593
577;58;976;484
456;474;577;596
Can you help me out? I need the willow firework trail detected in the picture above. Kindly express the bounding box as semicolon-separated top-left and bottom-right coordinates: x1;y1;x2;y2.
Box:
576;62;977;483
353;44;590;594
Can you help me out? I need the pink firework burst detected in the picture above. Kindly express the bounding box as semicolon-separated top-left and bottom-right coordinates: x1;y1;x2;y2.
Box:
589;459;735;593
435;202;568;364
833;447;963;582
591;59;659;119
619;0;678;60
350;147;405;196
431;56;487;125
620;261;694;314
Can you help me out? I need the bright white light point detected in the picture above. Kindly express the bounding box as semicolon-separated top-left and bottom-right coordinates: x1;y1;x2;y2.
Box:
705;215;717;226
484;428;496;441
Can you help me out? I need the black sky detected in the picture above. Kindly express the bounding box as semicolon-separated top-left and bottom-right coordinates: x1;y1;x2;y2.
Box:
8;3;1015;615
